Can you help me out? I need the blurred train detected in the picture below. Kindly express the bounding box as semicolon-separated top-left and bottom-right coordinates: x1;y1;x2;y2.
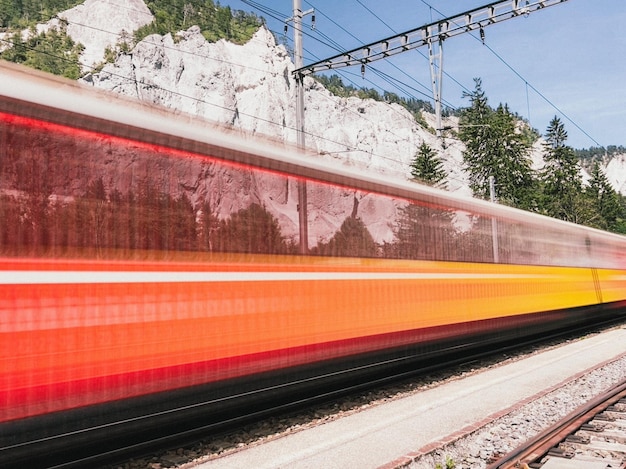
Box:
1;61;625;465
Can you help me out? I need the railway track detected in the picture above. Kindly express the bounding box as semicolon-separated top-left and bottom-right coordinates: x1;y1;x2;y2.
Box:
3;62;626;469
110;324;626;469
488;378;626;469
3;322;621;469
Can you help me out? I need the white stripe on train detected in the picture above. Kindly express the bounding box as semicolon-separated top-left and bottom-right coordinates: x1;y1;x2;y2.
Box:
1;270;559;284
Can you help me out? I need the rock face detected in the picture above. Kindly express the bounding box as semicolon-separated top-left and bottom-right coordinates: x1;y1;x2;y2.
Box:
40;0;154;70
80;24;465;245
606;154;626;195
10;0;624;246
82;25;450;179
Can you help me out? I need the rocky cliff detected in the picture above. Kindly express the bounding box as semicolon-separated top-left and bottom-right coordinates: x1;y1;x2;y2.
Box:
8;0;625;246
39;0;153;70
81;25;458;182
77;23;466;245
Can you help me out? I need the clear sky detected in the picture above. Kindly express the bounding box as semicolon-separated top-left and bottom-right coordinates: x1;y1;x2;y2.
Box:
220;0;626;150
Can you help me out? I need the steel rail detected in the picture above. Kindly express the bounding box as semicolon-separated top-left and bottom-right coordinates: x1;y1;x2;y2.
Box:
487;377;626;469
47;318;625;468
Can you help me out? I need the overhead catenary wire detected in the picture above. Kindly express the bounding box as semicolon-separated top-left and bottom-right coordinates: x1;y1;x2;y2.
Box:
0;0;610;149
66;0;447;145
239;1;446;146
1;1;455;173
8;8;431;159
294;1;462;140
416;0;602;147
242;0;442;120
0;30;423;173
353;0;396;33
304;0;469;100
241;0;446;116
296;0;602;149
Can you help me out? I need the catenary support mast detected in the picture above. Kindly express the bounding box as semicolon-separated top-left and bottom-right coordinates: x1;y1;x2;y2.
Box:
290;0;313;254
428;23;443;138
294;0;570;138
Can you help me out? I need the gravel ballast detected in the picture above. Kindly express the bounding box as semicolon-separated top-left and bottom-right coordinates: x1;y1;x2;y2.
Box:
109;326;626;469
408;355;626;469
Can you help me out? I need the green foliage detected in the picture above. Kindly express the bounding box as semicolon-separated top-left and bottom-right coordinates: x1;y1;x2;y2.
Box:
135;0;263;44
575;145;626;161
539;116;587;223
0;0;84;29
313;73;450;129
611;195;626;234
459;78;536;210
0;25;84;79
585;161;624;231
410;142;447;188
310;74;378;101
456;79;625;234
535;117;625;230
434;456;456;469
99;29;133;69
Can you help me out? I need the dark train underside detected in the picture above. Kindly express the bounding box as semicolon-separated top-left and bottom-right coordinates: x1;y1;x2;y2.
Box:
2;301;625;468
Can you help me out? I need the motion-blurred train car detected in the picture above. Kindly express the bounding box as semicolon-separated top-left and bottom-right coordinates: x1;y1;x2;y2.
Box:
1;62;625;464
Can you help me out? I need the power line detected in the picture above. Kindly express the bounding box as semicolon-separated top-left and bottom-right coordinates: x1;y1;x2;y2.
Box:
307;0;450;99
244;0;438;109
0;1;443;171
298;1;455;131
479;40;602;148
54;12;432;161
241;2;441;145
227;0;451;130
249;16;435;146
353;0;395;33
418;0;601;147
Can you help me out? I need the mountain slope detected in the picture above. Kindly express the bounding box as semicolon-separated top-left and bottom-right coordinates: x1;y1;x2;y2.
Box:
4;0;625;240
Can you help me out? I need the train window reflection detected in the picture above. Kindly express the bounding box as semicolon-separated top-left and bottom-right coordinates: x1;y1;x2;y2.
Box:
0;110;622;268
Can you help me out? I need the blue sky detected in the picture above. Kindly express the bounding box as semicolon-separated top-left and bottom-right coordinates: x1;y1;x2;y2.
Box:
220;0;626;150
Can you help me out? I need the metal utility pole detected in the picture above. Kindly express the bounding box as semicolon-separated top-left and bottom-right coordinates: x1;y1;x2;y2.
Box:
294;0;570;139
428;23;443;138
289;0;313;254
292;0;310;150
489;175;499;263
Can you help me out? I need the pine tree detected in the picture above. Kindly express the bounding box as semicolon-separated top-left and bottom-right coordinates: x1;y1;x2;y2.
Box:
410;142;447;188
1;24;84;79
459;79;535;209
539;116;588;223
586;161;623;230
614;195;626;234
